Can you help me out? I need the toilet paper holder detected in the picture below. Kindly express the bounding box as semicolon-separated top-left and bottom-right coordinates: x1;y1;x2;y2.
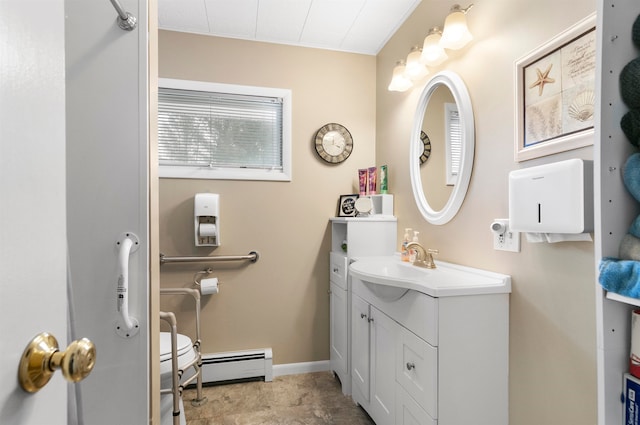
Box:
193;268;220;295
195;193;220;247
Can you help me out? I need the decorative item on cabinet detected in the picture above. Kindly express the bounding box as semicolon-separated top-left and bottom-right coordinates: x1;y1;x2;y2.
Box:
337;194;358;217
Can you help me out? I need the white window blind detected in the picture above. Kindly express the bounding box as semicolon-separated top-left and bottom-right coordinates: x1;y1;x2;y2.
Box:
158;79;291;181
445;102;461;185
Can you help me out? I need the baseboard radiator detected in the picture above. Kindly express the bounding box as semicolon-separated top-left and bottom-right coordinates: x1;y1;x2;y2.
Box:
200;348;273;384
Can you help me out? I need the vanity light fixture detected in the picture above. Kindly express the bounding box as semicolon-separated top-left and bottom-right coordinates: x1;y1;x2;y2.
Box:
388;60;413;92
404;46;429;81
440;4;474;50
421;27;448;66
387;3;474;92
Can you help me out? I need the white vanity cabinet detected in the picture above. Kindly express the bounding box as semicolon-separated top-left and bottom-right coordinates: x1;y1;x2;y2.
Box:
329;216;397;395
349;261;510;425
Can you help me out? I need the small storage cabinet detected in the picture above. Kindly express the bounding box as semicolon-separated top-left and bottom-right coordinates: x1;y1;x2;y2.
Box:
329;216;396;395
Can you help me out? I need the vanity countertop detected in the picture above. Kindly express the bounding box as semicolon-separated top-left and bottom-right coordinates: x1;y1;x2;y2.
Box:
349;255;511;297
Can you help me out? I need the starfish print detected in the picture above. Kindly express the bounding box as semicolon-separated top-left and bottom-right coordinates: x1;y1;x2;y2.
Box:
529;63;555;96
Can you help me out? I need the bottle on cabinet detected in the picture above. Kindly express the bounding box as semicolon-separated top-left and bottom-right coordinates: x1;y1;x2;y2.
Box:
409;230;420;262
401;228;412;262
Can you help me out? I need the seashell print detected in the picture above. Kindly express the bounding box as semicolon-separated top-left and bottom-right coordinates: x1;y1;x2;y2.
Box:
568;90;595;122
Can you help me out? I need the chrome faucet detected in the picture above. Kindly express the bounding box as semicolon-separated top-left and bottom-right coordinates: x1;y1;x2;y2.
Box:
406;242;438;269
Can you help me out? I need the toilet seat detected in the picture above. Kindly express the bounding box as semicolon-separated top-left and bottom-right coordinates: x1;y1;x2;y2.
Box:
159;332;197;380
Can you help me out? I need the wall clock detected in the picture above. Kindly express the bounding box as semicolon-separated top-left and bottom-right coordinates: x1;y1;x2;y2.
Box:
420;130;432;164
314;123;353;164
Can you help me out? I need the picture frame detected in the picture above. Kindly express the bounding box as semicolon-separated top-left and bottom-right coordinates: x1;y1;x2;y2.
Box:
337;194;358;217
515;13;596;162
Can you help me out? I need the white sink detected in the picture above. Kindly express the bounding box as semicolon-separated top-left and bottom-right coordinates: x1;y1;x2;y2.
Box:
349;256;511;297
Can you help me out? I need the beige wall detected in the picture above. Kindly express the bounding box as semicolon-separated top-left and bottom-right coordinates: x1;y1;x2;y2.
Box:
377;1;597;424
158;31;376;364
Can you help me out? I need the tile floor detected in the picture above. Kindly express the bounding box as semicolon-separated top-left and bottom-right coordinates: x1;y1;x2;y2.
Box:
182;371;375;425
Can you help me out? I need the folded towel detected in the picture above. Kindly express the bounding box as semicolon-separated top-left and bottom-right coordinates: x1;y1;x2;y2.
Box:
620;234;640;261
630;216;640;239
624;153;640;203
599;257;640;298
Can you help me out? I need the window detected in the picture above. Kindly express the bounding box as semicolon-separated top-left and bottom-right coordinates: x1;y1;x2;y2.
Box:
444;102;461;186
158;78;292;181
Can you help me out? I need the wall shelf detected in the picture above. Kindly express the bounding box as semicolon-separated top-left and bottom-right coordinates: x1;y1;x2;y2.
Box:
606;292;640;308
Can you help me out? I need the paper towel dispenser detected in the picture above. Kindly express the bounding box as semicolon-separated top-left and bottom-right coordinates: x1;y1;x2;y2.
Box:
195;193;220;246
508;159;593;234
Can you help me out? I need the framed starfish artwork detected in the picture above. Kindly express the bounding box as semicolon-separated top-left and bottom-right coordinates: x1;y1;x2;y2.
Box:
515;13;596;162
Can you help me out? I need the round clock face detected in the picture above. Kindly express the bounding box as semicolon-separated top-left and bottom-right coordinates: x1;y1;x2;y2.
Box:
420;130;432;164
314;123;353;164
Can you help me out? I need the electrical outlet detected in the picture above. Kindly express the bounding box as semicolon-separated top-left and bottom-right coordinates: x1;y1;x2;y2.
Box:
491;219;521;252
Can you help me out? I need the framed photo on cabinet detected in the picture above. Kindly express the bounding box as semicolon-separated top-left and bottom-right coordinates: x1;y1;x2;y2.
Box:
337;194;358;217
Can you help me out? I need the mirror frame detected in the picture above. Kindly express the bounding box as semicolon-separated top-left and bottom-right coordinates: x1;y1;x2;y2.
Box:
410;70;475;225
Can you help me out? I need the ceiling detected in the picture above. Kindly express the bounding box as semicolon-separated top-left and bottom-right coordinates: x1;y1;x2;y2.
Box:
158;0;423;55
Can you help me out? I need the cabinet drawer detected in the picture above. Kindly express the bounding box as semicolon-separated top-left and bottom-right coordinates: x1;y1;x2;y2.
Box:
396;327;438;419
329;252;348;288
396;383;437;425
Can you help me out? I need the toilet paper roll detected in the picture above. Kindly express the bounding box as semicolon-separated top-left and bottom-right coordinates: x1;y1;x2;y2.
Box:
199;223;217;237
200;277;219;295
631;310;640;378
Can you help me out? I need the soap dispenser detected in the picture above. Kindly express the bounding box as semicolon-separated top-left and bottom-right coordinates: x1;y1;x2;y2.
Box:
401;228;412;262
409;231;420;262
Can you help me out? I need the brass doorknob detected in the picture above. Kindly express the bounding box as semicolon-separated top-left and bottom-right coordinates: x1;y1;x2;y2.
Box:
18;332;96;393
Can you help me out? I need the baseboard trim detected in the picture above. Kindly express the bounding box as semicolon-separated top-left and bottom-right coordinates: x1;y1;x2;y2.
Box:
272;360;330;377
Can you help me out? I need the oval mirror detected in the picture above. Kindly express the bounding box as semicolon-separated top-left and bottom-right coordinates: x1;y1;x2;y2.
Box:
410;71;475;225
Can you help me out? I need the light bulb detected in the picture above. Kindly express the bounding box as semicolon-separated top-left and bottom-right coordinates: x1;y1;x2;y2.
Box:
440;4;473;50
388;61;413;92
421;27;448;66
404;46;429;81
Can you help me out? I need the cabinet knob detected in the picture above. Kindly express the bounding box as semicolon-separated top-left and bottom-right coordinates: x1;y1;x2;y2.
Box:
333;268;339;273
368;317;374;323
360;313;367;319
406;362;416;371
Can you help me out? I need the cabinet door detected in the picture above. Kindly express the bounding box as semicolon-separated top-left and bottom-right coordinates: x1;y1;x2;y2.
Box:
351;294;370;403
330;281;348;376
370;306;399;425
396;326;438;419
396;384;437;425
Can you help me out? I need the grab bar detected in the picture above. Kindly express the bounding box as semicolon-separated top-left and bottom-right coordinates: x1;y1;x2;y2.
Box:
160;251;260;265
115;232;140;337
109;0;137;31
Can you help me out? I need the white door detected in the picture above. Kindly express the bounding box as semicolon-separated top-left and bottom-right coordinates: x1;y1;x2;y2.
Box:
0;1;150;424
0;1;68;423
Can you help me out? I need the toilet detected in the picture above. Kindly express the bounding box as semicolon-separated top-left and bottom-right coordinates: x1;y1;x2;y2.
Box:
160;331;198;425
